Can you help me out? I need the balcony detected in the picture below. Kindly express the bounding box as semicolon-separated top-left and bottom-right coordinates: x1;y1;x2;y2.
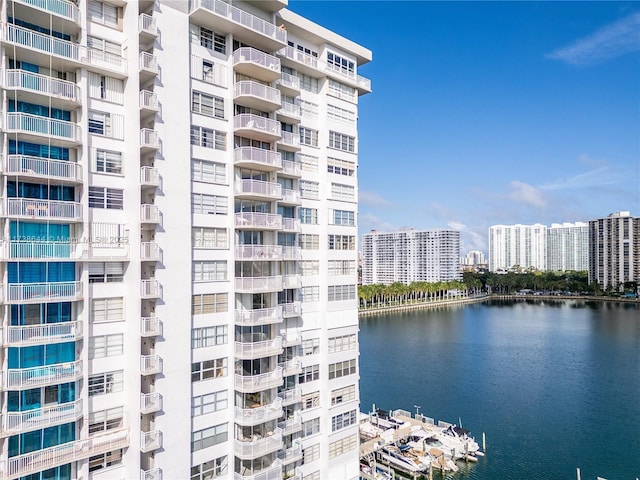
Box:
141;468;163;480
282;274;301;289
357;74;372;94
141;316;162;337
278;45;319;77
277;359;302;378
140;128;160;151
139;51;159;79
5;241;85;261
276;131;300;151
6;321;82;347
141;392;163;414
234;366;283;393
235;397;283;427
235;276;282;294
280;189;301;206
140;90;159;117
235;179;282;201
6;198;82;222
1;399;82;436
235;306;282;327
280;159;301;178
277;416;302;435
141;204;162;225
190;1;287;52
235;244;282;261
6;154;82;183
5;69;80;105
139;13;158;40
140;355;162;375
140;242;162;262
140;166;160;188
4;428;128;479
11;0;81;31
280;331;302;348
2;23;82;70
281;301;302;318
6;359;82;390
276;102;301;123
234;459;282;480
281;217;301;233
275;72;300;96
234;114;281;142
234;147;282;171
235;335;283;360
276;387;301;406
140;430;163;453
235;428;282;460
84;48;127;77
277;446;303;465
140;279;162;299
234;81;281;112
281;246;301;261
324;63;372;94
6;112;81;145
6;281;82;304
235;212;282;230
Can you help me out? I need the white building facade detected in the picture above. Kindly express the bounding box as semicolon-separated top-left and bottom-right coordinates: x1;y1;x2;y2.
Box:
546;222;589;272
361;228;461;285
488;224;547;272
0;1;371;479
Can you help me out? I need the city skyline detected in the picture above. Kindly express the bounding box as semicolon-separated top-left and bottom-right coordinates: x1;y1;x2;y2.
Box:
289;1;640;254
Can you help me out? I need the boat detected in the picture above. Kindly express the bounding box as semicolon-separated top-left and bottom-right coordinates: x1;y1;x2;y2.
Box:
376;443;430;474
435;423;482;459
406;429;459;472
360;462;393;480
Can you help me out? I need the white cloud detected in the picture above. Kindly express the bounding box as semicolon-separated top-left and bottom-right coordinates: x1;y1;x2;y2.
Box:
358;212;395;235
447;221;466;231
358;191;392;208
540;166;621;191
507;181;548;208
547;11;640;66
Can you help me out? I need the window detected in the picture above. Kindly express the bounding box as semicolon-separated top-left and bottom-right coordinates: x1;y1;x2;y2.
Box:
302;417;320;437
88;0;119;27
87;36;121;62
192;326;228;348
89;407;123;435
89;449;123;472
327;157;355;177
300;207;318;224
198;27;226;53
328;79;356;102
191;193;227;215
88;370;123;397
331;385;356;406
304;471;321;480
193;227;228;249
300;181;319;200
192;391;228;416
299;127;318;147
192;293;228;315
331;209;355;226
331;183;355;202
191;126;226;150
300;260;319;276
296;73;319;93
192;159;226;184
299;100;318;119
89;186;123;209
91;297;124;323
299;364;319;384
300;154;319;173
301;286;319;302
302;391;320;410
327;104;356;124
328;285;356;301
327;52;355;76
328;434;357;459
329;131;355;152
88;72;123;103
89;262;125;283
192;358;228;382
299;234;319;250
94;149;122;174
193;261;227;282
328;359;357;380
303;443;320;463
329;334;357;353
328;235;356;250
191;456;228;480
331;409;357;432
302;338;319;355
192;91;225;118
192;424;228;452
87;109;124;139
328;260;356;276
89;334;123;359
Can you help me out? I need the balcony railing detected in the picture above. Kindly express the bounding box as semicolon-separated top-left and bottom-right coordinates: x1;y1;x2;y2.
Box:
234;459;282;480
6;198;82;221
234;147;282;170
235;276;282;293
5;241;84;261
139;51;159;74
277;131;299;149
235;336;283;359
235;428;282;460
6;112;81;142
280;159;301;177
85;48;127;74
235;306;282;326
138;13;158;36
277;416;302;435
277;102;300;119
140;279;162;298
280;331;302;348
6;321;82;347
235;397;282;426
235;244;282;261
235;179;282;199
4;428;128;478
281;246;301;261
235;212;282;230
277;359;302;379
3;23;80;62
141;468;163;480
276;72;300;92
234;80;281;105
141;204;161;224
140;128;159;149
6;359;82;390
2;399;82;435
139;90;159;111
276;387;301;406
13;0;81;25
281;217;301;232
5;69;80;103
140;392;163;414
280;189;300;205
234;366;283;393
6;281;82;304
140;355;162;375
6;154;82;182
140;166;160;187
234;114;281;138
141;316;162;337
140;430;163;453
281;301;302;318
282;274;301;289
140;242;161;261
277;446;302;465
278;45;318;70
357;74;372;92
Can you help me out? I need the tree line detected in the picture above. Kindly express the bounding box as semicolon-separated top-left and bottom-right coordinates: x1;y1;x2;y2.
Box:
358;280;468;309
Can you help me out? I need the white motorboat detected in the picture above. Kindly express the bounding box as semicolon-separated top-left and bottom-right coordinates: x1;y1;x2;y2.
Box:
376;443;430;473
435;424;482;460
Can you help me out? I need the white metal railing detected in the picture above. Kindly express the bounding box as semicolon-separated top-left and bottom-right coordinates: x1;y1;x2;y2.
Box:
278;45;317;69
234;147;282;169
6;359;82;389
140;392;163;414
139;51;159;73
139;90;159;110
5;241;83;260
6;321;81;346
140;279;161;298
3;23;80;61
138;13;157;36
6;198;82;221
235;212;282;229
140;166;160;186
280;331;302;347
281;189;300;204
14;0;80;24
281;301;302;317
281;217;301;232
276;72;300;91
277;388;301;405
357;74;372;91
282;274;301;289
84;48;126;73
281;159;301;177
191;1;287;43
5;69;80;103
6;281;82;304
141;468;163;480
234;114;281;137
140;128;159;148
235;179;282;199
235;244;282;260
2;399;82;433
277;416;302;435
235;428;282;459
235;336;282;359
235;276;282;293
278;131;299;148
234;366;283;392
234;80;280;104
6;154;82;182
140;355;162;375
140;242;161;261
324;62;356;81
277;446;302;465
277;359;302;378
235;397;282;426
235;306;282;326
141;204;161;223
6;112;81;142
140;430;162;452
234;459;282;480
281;246;301;261
278;102;300;118
5;428;128;478
140;316;162;337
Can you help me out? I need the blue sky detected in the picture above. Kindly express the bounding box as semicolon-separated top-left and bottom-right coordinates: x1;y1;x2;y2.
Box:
288;1;640;254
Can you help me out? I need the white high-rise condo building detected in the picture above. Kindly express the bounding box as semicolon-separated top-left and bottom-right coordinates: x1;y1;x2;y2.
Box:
460;250;486;267
588;212;640;290
0;0;371;479
546;222;589;272
361;228;461;285
488;224;547;272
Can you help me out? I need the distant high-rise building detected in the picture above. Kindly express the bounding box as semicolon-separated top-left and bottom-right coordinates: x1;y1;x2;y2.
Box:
488;224;547;272
588;212;640;290
461;250;486;266
547;222;589;271
361;228;461;285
